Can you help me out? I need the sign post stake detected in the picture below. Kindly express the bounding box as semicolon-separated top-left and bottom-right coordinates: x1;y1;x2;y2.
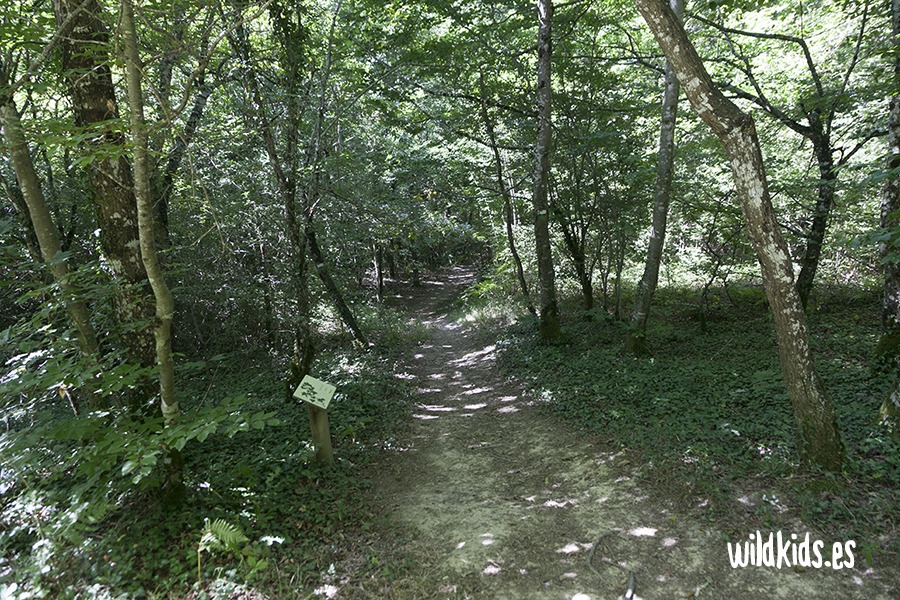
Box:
306;404;333;466
292;375;336;467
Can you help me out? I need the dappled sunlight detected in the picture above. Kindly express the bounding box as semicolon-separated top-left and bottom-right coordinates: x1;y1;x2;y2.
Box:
463;386;492;395
452;344;497;367
557;542;593;555
543;498;578;508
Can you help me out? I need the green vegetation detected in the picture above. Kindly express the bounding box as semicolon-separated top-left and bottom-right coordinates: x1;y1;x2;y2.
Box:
0;298;420;598
1;0;898;596
492;284;899;559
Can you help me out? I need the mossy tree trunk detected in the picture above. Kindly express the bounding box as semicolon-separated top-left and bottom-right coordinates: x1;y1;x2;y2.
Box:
634;0;843;471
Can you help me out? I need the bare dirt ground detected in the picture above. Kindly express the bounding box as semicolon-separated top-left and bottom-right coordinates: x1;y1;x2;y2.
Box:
329;268;895;599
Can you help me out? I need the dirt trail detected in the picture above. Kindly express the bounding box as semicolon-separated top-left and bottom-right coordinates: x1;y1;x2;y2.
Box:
335;268;892;599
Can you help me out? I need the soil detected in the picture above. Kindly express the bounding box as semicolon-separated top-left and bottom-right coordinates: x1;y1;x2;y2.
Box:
326;268;895;599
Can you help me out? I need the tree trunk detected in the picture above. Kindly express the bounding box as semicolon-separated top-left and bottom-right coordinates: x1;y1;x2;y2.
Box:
122;0;178;425
627;0;683;355
578;257;594;312
229;18;316;389
795;136;836;309
288;208;315;388
153;74;214;247
613;230;626;320
122;0;183;500
878;0;900;431
53;0;156;380
307;227;368;346
373;243;384;302
1;97;100;361
479;80;537;316
387;241;397;279
634;0;843;471
533;0;561;340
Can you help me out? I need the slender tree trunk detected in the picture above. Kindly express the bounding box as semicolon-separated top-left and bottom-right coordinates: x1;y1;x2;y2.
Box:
153;74;214;247
373;243;384;302
229;18;315;388
795;137;836;309
387;241;397;279
287;202;315;387
122;0;184;501
634;0;843;471
533;0;561;340
479;80;537;316
1;97;100;361
307;227;368;346
613;230;626;320
552;202;593;312
627;0;683;355
122;0;178;426
577;256;594;311
878;0;900;431
52;0;156;382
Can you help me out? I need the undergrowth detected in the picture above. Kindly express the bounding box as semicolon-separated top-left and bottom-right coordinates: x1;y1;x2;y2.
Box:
0;301;421;599
492;284;899;566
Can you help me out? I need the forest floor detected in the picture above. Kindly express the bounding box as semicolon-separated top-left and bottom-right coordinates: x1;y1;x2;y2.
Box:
323;268;895;600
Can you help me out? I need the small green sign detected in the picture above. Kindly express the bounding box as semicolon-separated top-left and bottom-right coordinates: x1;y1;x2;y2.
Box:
293;375;336;410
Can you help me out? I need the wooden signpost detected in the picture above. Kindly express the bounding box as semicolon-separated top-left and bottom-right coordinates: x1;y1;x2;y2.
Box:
293;375;336;466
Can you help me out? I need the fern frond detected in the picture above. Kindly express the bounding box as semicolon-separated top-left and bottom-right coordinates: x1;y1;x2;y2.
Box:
199;518;248;554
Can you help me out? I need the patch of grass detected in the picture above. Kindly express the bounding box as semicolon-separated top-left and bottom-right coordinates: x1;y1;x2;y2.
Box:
495;284;899;564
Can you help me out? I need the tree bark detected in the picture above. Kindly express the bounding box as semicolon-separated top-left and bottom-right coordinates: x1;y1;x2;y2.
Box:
627;0;683;355
878;0;900;430
307;227;368;346
533;0;561;340
634;0;843;471
52;0;156;378
1;96;100;360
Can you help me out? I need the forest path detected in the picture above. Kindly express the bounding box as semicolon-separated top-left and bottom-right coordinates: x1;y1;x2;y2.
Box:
333;268;886;600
